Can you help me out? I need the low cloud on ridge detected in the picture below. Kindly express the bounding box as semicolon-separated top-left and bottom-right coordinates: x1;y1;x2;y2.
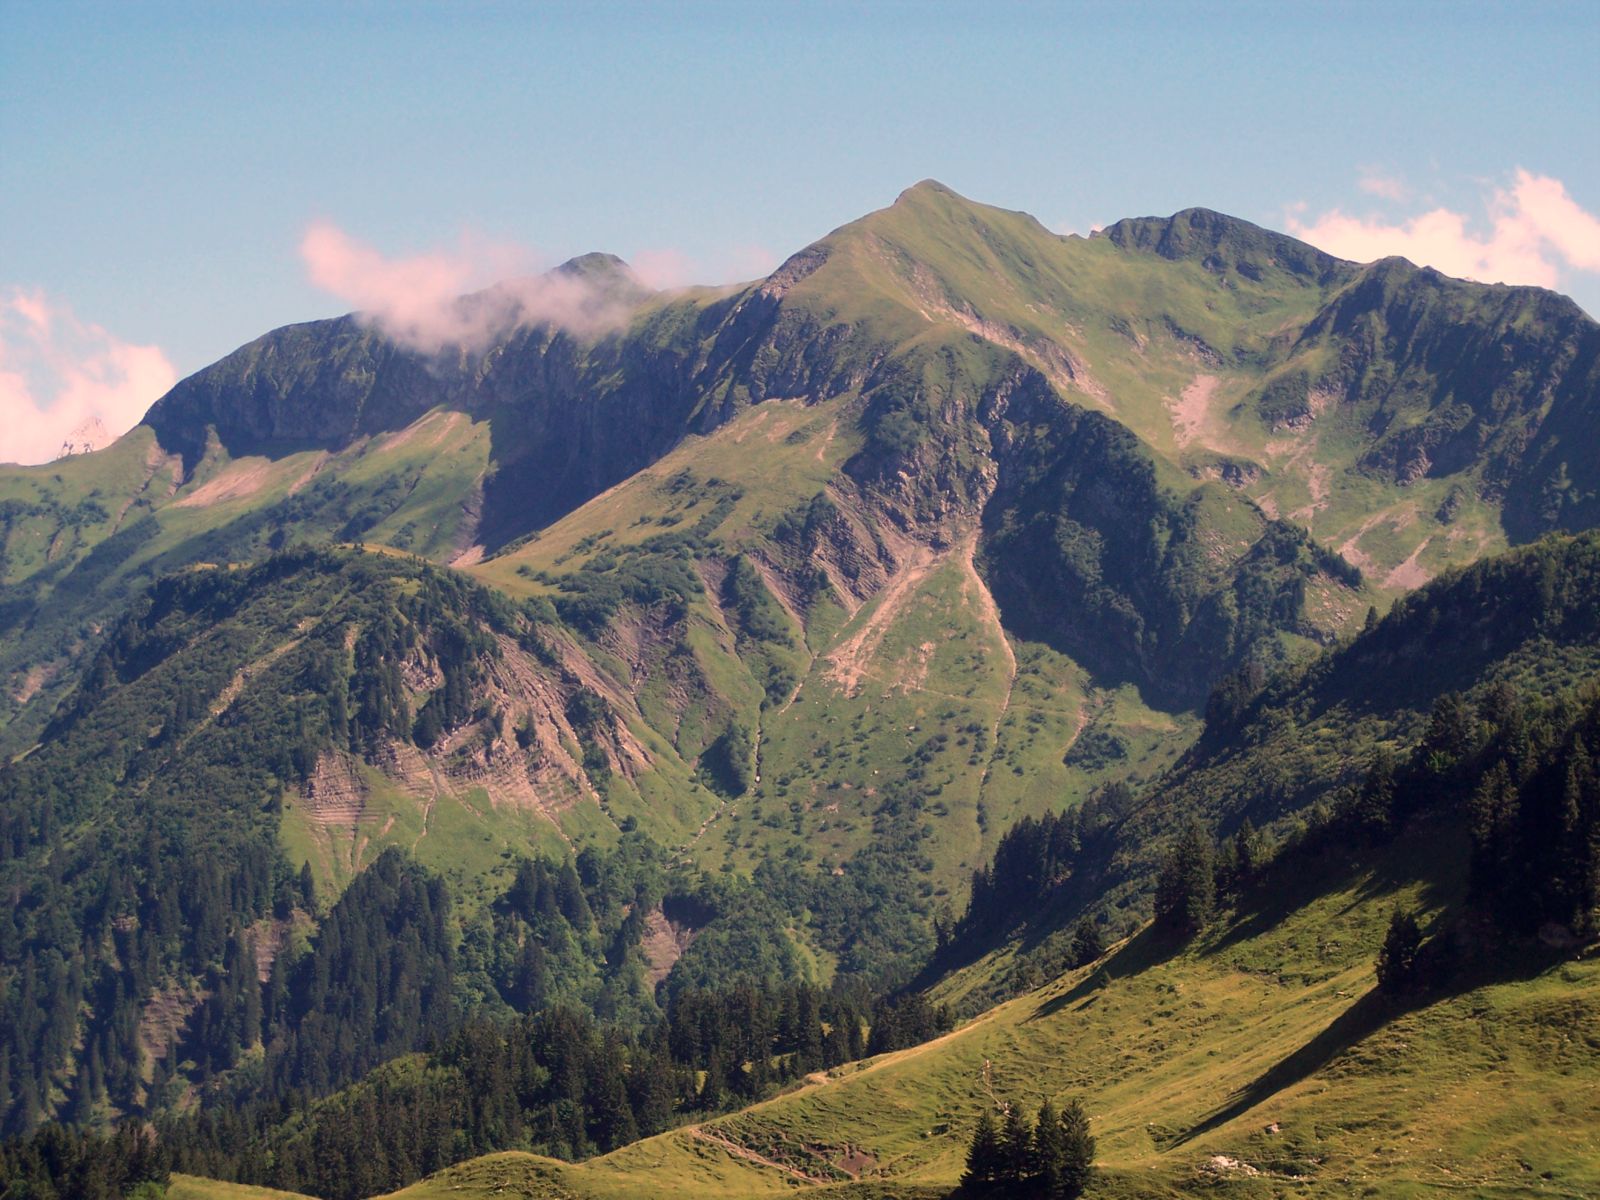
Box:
0;289;178;466
1288;169;1600;298
300;222;647;355
299;221;782;355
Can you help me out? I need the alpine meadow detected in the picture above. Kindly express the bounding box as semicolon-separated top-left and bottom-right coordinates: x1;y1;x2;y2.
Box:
3;177;1599;1200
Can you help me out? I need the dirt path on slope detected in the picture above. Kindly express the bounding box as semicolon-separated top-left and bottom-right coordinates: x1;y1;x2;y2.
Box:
962;536;1018;797
1167;374;1220;449
687;1128;837;1186
412;760;446;853
961;535;1015;682
815;417;839;462
824;542;941;695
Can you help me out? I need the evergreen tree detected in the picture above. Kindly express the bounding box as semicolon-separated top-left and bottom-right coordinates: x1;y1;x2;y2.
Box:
1227;817;1261;892
1376;905;1423;998
1154;820;1215;936
1468;759;1519;906
961;1108;1002;1192
1031;1098;1067;1195
1069;917;1104;969
1000;1102;1033;1187
1056;1096;1095;1199
1346;753;1398;841
1556;738;1599;934
1418;691;1476;776
795;986;824;1071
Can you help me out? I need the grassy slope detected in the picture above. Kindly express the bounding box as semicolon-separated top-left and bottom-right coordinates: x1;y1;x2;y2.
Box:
168;1177;316;1200
376;817;1599;1199
801;183;1511;602
5;181;1570;799
468;392;1199;894
12;188;1598;1191
0;410;496;756
6;182;1587;757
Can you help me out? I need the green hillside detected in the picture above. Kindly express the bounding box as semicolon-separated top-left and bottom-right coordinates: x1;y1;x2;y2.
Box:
152;530;1600;1200
926;529;1600;1013
7;183;1595;761
373;817;1600;1199
2;183;1598;1198
169;1178;314;1200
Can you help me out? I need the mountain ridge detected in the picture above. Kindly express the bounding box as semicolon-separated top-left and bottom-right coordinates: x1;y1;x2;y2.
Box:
3;183;1600;1171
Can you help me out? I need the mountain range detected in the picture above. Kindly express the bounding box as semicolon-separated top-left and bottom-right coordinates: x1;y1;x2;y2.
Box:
2;182;1597;1200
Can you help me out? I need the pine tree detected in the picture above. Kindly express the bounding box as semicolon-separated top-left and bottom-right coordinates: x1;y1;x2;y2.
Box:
1376;905;1423;997
1056;1096;1095;1199
1348;752;1397;841
1069;916;1104;969
1556;737;1599;934
1000;1102;1033;1187
961;1108;1002;1192
1467;759;1519;909
795;986;824;1071
1155;820;1215;936
297;861;317;914
1229;817;1261;890
1031;1098;1067;1195
1419;691;1476;776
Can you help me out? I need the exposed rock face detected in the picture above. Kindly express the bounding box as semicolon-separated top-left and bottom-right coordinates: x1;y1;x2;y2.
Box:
638;908;698;987
302;750;373;829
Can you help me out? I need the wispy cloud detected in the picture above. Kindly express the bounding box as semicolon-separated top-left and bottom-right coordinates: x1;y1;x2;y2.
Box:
300;222;782;353
299;222;652;354
1356;168;1411;203
0;289;177;466
628;247;697;291
1288;169;1600;295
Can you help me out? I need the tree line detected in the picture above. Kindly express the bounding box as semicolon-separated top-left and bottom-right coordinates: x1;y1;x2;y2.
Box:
162;978;872;1200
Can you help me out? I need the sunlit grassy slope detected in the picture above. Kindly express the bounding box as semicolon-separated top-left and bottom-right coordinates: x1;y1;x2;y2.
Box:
168;1176;316;1200
465;394;1200;895
374;816;1598;1200
785;181;1514;595
8;179;1585;789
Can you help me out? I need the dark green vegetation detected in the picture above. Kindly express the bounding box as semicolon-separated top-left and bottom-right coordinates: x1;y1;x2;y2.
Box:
164;979;870;1200
0;551;516;1134
0;1123;168;1200
1;183;1598;1199
978;388;1362;706
0;549;822;1139
933;530;1600;1011
962;1096;1093;1199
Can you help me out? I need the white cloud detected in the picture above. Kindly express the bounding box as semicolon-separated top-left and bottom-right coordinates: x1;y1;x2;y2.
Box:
299;221;616;355
0;289;178;466
300;222;786;354
1357;168;1411;203
629;247;697;291
1287;169;1600;295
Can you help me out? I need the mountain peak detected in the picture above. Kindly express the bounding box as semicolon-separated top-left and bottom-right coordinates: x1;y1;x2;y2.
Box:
554;251;635;281
893;178;961;204
1097;207;1351;285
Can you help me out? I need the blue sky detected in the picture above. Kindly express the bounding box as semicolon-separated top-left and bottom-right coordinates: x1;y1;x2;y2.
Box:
2;1;1597;461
